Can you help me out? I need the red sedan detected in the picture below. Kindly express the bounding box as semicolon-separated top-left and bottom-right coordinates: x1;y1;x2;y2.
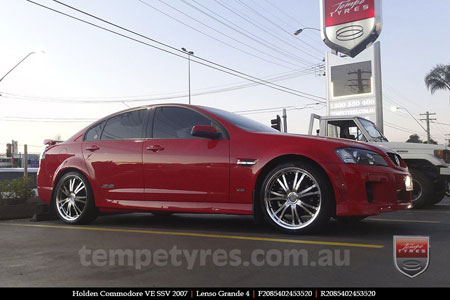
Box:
37;104;412;233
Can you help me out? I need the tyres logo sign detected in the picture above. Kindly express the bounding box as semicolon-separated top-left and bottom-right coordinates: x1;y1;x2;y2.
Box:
320;0;382;57
394;236;430;278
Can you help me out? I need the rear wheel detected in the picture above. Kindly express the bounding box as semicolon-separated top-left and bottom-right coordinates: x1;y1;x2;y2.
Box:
410;169;434;209
54;172;97;224
259;161;333;234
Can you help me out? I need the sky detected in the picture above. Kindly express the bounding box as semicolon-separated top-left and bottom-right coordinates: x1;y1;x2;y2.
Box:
1;0;450;153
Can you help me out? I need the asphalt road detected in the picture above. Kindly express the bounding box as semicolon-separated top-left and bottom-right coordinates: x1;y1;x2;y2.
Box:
1;198;450;287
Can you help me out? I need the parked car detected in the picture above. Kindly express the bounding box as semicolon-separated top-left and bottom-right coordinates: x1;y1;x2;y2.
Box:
308;114;450;208
37;104;412;233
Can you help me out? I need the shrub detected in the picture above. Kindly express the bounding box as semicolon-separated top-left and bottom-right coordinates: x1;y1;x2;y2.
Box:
0;177;35;205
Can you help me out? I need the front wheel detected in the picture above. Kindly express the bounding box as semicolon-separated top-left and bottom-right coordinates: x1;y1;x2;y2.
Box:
259;161;333;234
54;172;97;224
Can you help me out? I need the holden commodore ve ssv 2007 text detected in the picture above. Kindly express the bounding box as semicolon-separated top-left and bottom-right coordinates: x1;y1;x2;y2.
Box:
37;104;413;234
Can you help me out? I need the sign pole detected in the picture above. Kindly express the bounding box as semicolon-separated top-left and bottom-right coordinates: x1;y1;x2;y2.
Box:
374;42;384;133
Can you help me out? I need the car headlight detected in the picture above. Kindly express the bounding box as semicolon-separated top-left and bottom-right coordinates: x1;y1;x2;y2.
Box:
335;148;388;166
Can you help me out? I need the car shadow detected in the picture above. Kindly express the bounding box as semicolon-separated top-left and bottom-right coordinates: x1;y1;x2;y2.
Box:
85;212;438;243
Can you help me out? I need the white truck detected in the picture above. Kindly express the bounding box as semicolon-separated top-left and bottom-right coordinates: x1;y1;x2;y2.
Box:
308;114;450;208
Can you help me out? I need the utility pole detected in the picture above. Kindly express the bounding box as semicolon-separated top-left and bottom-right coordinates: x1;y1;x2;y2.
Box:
420;111;437;144
282;108;288;133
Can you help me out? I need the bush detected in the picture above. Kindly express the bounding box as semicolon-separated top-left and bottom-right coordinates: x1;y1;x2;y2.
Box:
0;177;35;205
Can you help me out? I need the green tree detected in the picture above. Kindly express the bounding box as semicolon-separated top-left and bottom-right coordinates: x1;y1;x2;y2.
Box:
406;134;422;143
424;64;450;94
423;138;438;145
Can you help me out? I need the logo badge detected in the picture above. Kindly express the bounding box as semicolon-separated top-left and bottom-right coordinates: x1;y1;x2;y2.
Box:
320;0;382;57
394;236;430;278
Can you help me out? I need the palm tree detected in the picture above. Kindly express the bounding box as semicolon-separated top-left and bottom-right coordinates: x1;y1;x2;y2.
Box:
424;64;450;94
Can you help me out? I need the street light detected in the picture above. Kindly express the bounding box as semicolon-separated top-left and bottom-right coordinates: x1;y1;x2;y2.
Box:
0;50;45;83
181;47;194;105
294;27;321;36
391;106;428;134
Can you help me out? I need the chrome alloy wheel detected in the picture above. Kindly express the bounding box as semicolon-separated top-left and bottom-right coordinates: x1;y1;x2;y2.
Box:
264;167;322;230
56;175;87;222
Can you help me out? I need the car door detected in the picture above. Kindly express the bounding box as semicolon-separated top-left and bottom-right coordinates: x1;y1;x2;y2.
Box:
83;109;149;203
143;106;230;203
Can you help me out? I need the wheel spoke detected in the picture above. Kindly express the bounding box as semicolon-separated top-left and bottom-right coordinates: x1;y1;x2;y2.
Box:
277;178;288;192
294;174;305;191
73;203;82;216
293;206;302;224
291;205;296;225
298;191;320;198
62;186;70;196
299;184;317;195
277;204;289;221
297;202;315;216
74;181;85;195
266;197;286;202
292;172;298;191
300;201;319;211
69;178;76;192
282;174;289;192
270;191;285;197
274;202;289;216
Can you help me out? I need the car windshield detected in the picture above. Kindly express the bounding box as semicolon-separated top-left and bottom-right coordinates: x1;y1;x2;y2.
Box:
359;118;388;142
201;106;279;133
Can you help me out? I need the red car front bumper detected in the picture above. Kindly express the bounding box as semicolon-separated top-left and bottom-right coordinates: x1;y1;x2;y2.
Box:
325;163;412;216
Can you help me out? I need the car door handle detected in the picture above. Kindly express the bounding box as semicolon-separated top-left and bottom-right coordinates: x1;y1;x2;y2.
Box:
85;145;100;151
146;145;165;152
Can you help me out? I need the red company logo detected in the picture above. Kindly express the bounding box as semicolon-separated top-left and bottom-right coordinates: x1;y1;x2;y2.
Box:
393;236;430;278
325;0;375;27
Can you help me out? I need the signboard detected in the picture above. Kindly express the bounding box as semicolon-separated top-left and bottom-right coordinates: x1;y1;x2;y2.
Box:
325;42;383;131
394;236;430;278
320;0;382;57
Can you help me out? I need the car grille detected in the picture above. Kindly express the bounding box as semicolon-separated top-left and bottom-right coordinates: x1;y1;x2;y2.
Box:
387;152;406;168
443;150;450;164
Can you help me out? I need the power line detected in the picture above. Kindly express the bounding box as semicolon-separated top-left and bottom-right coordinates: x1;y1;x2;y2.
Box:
35;0;325;103
236;0;323;57
137;0;306;70
155;0;314;69
246;0;324;56
189;0;321;64
0;66;323;103
262;0;324;49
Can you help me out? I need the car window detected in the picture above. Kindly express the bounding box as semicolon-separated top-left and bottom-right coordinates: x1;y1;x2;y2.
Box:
328;120;367;142
85;121;105;141
101;109;148;140
153;107;213;139
201;106;279;133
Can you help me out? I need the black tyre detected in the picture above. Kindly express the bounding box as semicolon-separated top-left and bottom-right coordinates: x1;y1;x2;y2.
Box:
53;172;97;224
410;169;434;209
431;180;446;205
446;180;450;197
259;161;333;234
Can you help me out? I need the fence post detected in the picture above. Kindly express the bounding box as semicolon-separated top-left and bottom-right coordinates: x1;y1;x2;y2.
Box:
24;144;28;178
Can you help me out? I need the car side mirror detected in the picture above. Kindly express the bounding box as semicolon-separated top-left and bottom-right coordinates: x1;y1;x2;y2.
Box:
191;125;220;139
